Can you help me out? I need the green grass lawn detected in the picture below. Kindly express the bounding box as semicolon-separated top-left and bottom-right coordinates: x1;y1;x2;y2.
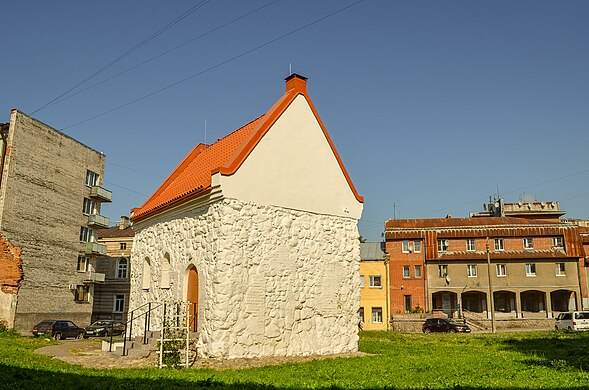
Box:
1;329;588;389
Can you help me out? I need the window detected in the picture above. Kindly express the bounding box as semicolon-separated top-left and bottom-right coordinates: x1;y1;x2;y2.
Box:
438;264;448;277
438;239;449;252
82;198;97;215
372;307;383;323
77;256;89;272
414;240;422;253
553;237;564;249
466;239;476;252
74;285;89;302
359;307;365;323
404;295;412;312
494;238;504;251
496;264;507;277
369;275;382;288
556;262;566;276
414;265;422;278
142;257;151;290
403;266;410;278
114;295;125;313
525;263;537;277
79;226;94;242
402;240;410;253
524;238;534;250
85;170;98;187
467;264;477;277
359;275;365;288
161;253;171;289
120;243;127;250
117;258;128;279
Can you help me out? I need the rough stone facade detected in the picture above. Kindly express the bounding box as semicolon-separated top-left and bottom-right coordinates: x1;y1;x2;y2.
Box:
0;110;107;333
130;198;360;359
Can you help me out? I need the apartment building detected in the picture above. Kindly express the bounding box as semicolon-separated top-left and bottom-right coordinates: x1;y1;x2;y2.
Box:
92;216;133;323
359;242;388;330
0;110;111;333
385;201;585;320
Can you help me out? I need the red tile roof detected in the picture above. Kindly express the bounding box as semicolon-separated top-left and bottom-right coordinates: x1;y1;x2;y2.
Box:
131;75;363;222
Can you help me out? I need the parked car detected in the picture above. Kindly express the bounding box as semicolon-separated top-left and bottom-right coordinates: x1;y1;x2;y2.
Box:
422;318;471;333
32;320;85;340
84;320;126;337
555;311;589;331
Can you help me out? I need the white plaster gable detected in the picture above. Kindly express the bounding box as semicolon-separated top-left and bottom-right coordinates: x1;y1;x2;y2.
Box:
218;95;363;219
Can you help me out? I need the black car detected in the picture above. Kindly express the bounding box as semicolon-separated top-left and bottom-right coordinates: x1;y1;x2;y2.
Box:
84;320;125;337
422;318;471;333
32;320;86;340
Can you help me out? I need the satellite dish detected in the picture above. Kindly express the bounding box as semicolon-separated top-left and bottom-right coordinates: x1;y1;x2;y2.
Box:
408;244;413;253
444;240;450;246
445;274;451;284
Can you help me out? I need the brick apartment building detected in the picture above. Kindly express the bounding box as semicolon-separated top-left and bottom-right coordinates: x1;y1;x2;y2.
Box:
385;200;587;322
0;110;111;333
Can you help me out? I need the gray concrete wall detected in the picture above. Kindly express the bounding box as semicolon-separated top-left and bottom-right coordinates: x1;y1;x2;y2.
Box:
0;110;105;333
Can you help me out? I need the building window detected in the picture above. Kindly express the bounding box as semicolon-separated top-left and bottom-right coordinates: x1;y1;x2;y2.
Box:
466;239;476;252
369;275;382;288
467;264;477;277
114;295;125;313
524;238;534;250
359;307;364;323
438;264;448;278
161;253;171;289
496;264;507;277
494;238;504;251
414;265;422;278
79;226;94;242
117;257;128;279
85;170;98;187
525;263;537;277
402;240;410;253
82;198;97;215
414;240;422;253
371;307;383;323
77;255;89;272
438;239;449;252
142;257;151;290
553;237;564;249
556;262;566;276
359;275;365;288
404;295;412;312
75;285;90;302
403;266;410;278
120;243;127;250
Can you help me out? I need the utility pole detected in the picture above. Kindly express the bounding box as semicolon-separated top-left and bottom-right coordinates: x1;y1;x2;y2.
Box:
486;237;496;333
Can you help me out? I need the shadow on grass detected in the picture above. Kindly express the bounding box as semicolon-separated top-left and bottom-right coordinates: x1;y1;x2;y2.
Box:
1;363;587;390
499;331;589;371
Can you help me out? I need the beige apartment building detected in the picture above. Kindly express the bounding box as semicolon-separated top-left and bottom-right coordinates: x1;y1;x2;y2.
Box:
0;110;111;333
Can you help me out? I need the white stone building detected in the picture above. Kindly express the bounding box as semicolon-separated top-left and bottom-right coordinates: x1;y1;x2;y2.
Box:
129;74;364;358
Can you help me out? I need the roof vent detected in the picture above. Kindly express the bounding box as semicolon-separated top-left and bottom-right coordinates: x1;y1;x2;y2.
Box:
285;73;307;94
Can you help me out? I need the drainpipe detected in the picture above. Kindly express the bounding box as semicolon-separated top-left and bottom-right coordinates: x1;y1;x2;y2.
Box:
0;123;9;186
384;253;390;331
486;237;496;333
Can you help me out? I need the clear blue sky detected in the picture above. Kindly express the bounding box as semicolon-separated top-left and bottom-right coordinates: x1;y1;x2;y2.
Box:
2;0;588;242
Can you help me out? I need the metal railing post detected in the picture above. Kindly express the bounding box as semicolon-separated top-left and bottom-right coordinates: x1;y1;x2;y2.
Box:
122;323;128;356
109;322;113;352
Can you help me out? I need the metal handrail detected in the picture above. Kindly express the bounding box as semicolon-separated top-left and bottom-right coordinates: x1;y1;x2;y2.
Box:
121;302;162;356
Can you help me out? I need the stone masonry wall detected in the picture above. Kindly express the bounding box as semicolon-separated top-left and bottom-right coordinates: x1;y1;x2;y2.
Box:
130;198;360;359
0;232;22;325
0;111;105;332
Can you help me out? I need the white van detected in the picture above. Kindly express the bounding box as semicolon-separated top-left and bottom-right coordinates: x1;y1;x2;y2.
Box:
555;311;589;331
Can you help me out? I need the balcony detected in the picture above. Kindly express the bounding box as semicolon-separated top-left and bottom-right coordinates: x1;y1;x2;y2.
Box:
90;185;112;202
83;271;106;284
84;242;107;256
87;214;109;228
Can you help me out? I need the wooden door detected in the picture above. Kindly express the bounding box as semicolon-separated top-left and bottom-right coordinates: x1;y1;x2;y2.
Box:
187;266;198;331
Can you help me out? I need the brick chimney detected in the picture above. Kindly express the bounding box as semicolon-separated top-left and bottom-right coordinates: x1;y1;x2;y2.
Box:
119;216;131;230
285;73;307;94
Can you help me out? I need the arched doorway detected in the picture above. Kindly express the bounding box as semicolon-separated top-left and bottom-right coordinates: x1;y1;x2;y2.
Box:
186;265;198;332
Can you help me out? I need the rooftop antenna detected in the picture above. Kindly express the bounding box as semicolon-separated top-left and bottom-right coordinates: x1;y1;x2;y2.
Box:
204;119;207;145
393;202;397;220
289;62;292;75
496;185;500;200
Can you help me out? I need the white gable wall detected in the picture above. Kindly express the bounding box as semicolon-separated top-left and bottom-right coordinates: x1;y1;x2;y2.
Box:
219;95;362;220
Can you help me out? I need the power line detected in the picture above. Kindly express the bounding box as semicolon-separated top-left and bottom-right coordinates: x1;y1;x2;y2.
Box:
44;0;281;108
105;161;166;178
104;180;148;197
31;0;212;115
60;0;366;131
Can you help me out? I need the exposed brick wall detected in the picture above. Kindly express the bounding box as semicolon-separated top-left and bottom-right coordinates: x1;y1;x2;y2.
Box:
0;233;22;294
